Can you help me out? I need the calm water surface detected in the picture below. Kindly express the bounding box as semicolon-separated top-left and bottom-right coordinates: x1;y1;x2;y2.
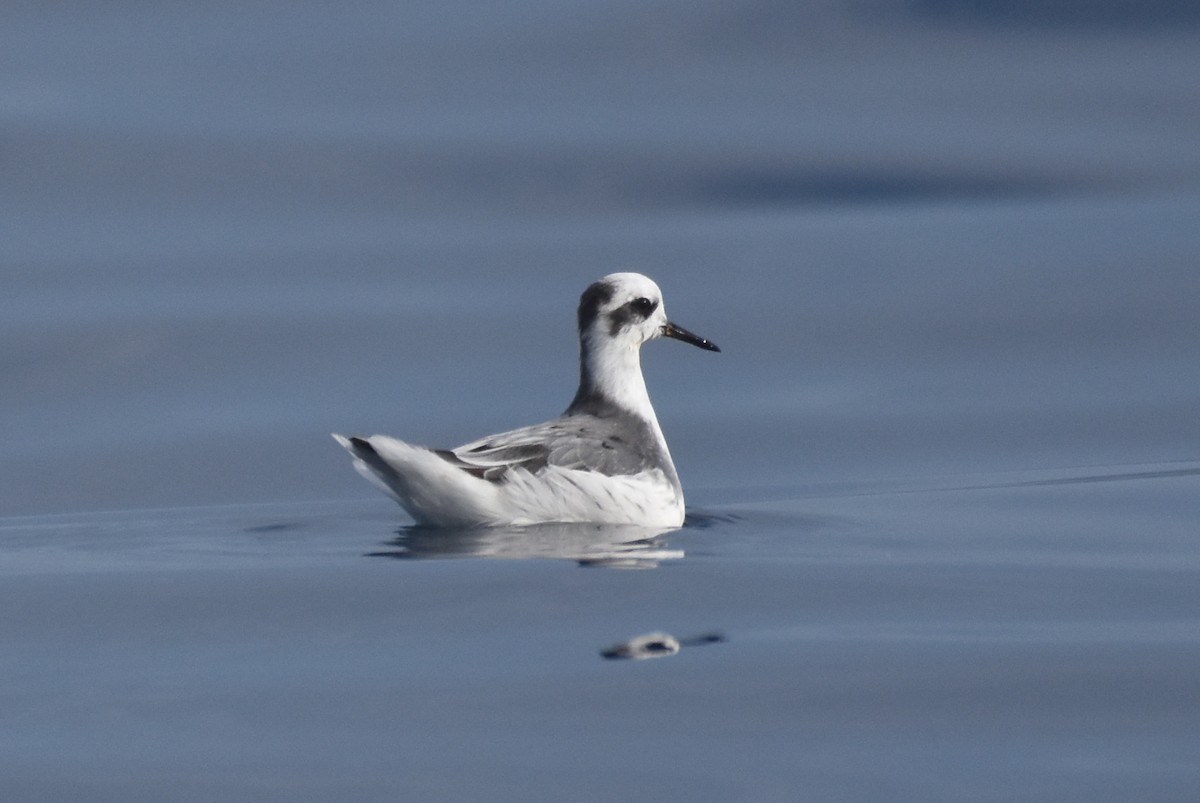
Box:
2;1;1199;800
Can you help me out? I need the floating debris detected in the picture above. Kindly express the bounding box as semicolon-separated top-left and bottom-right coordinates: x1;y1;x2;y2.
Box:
601;631;726;660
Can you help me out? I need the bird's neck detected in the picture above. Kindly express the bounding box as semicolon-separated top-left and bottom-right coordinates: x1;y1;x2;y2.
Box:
569;335;660;428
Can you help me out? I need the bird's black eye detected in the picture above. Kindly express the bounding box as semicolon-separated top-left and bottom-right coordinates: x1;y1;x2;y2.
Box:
631;297;657;316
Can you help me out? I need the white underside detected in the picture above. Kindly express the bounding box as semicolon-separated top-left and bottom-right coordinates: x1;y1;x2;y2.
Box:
334;434;685;527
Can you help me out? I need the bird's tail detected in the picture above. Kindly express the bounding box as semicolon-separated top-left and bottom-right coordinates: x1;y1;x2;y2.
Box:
332;433;500;525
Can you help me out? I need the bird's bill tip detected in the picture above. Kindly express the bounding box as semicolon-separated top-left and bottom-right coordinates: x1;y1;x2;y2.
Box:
661;321;720;352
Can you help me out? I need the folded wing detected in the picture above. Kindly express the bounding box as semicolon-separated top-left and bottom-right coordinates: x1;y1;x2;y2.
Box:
445;415;658;480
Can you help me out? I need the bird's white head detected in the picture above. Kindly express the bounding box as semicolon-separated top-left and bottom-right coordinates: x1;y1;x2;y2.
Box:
577;272;719;354
569;272;719;419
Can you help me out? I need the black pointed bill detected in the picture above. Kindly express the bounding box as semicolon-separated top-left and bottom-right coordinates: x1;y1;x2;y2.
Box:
661;321;720;352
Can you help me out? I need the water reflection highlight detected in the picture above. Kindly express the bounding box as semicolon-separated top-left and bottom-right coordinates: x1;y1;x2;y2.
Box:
367;522;682;568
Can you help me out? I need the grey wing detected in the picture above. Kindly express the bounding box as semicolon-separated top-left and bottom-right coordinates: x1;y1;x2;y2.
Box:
449;415;656;479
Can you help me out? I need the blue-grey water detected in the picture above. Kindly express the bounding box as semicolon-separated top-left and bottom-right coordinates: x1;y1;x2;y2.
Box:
3;1;1199;800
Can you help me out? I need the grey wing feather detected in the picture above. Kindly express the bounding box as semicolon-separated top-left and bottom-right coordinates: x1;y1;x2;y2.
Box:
449;415;656;478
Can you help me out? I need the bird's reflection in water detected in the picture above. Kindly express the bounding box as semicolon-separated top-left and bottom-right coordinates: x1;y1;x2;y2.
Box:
367;522;682;568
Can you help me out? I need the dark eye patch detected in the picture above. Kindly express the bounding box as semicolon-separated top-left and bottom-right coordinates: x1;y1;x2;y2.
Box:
630;297;657;317
605;296;659;336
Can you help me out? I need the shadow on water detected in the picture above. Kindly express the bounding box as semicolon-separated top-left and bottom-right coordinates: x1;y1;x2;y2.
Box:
366;521;684;569
681;510;744;529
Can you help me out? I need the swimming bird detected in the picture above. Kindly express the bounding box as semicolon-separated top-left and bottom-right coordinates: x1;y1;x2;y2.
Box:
333;272;719;527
